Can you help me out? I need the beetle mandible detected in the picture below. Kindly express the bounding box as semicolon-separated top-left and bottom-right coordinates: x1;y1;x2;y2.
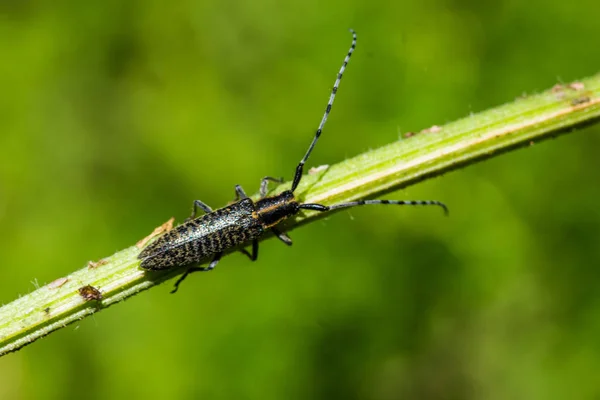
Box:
138;30;448;293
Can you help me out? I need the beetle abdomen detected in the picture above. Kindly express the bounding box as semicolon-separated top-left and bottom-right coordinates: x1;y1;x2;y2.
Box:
138;199;263;270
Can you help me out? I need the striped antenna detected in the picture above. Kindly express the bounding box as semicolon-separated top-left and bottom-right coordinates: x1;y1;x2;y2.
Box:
300;200;449;215
291;29;357;192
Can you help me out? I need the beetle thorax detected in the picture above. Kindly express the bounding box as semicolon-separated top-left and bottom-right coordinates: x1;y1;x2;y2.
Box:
254;190;299;228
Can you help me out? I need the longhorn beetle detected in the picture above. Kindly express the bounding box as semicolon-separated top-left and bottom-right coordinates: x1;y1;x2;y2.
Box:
138;29;448;293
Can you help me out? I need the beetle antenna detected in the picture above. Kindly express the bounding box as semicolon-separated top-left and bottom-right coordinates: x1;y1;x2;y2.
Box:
291;29;357;192
299;200;449;216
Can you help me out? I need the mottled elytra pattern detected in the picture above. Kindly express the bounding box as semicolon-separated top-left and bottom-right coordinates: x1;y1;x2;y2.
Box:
139;199;263;270
138;30;448;293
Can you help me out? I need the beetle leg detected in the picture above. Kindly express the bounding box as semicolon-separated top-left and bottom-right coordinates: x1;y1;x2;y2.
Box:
239;240;259;261
234;185;248;201
259;176;284;197
187;200;213;221
170;252;223;294
271;227;292;246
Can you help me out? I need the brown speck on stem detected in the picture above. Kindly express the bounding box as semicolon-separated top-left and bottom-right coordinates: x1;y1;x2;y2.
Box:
568;82;585;91
78;285;103;301
47;277;69;290
551;84;566;100
571;96;591;106
422;125;442;134
87;259;108;269
309;165;329;175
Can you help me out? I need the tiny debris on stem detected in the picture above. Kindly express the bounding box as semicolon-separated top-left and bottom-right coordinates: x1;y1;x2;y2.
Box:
87;259;108;269
136;217;175;249
568;82;585;91
571;96;591;106
422;125;442;134
47;277;69;290
309;165;329;175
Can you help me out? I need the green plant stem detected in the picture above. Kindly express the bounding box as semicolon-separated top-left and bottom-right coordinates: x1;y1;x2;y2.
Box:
1;75;600;356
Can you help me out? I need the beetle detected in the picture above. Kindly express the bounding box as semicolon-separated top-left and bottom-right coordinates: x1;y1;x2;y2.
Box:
138;29;448;293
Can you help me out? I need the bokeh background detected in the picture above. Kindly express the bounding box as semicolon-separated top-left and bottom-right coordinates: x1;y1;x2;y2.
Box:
1;0;600;399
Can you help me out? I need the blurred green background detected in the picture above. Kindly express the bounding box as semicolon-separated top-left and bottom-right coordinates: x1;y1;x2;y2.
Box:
1;0;600;399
